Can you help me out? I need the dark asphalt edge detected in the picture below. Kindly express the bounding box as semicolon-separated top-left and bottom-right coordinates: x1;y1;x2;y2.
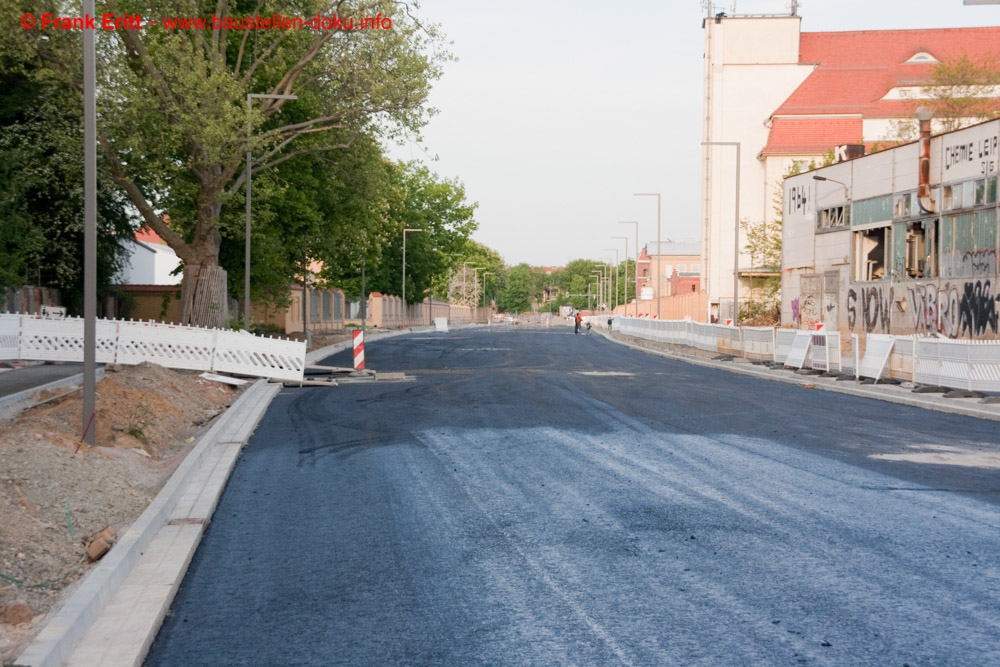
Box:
601;330;1000;423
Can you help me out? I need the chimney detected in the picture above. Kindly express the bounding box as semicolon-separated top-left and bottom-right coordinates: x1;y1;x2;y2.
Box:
916;107;936;214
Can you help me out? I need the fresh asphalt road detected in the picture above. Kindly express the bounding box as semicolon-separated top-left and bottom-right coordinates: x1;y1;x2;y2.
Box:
146;325;1000;666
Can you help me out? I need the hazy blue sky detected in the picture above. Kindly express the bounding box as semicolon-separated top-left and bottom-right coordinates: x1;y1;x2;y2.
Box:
389;1;1000;267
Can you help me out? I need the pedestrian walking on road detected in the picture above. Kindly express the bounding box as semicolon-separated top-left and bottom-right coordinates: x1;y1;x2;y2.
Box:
574;310;583;334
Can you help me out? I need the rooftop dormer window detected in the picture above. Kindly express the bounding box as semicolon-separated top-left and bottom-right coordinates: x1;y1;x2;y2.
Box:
904;51;939;65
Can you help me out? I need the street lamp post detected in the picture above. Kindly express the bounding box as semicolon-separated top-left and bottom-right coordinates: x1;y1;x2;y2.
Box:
601;258;614;313
472;267;487;320
604;249;619;313
618;221;639;318
482;272;494;309
634;193;661;320
82;0;96;444
402;228;424;323
245;92;298;330
701;141;741;325
612;236;628;315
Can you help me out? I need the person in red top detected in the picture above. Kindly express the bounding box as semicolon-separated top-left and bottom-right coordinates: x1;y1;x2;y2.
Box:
574;310;583;334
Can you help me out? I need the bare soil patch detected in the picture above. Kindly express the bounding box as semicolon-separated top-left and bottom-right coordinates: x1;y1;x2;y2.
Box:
0;362;239;664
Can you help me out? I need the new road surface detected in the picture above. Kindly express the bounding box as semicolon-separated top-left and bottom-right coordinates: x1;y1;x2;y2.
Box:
145;325;1000;666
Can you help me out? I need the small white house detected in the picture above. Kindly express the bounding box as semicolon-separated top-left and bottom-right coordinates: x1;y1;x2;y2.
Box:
117;228;181;286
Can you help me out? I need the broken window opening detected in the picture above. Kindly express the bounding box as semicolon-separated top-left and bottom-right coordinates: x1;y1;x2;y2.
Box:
817;205;849;231
854;226;889;281
904;219;937;278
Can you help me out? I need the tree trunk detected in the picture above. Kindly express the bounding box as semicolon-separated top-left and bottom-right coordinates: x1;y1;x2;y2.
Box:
179;184;228;327
180;263;229;328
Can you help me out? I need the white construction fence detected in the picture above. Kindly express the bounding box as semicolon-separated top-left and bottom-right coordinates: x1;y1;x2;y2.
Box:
0;313;305;382
600;316;1000;392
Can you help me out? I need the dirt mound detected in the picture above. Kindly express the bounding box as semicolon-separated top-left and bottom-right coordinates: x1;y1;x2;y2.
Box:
0;362;239;663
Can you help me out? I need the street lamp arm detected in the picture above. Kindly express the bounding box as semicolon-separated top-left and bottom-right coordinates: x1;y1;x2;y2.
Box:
812;174;851;201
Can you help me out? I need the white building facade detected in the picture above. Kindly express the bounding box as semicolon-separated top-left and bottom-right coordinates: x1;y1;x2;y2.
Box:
702;13;811;322
783;119;999;340
701;9;1000;324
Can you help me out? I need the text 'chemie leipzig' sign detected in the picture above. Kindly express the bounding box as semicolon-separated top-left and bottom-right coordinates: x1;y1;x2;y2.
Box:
942;119;1000;181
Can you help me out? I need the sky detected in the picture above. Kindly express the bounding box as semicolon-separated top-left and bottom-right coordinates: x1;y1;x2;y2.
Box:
388;0;1000;268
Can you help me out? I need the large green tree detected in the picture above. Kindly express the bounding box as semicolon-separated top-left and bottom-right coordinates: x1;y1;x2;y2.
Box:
0;2;131;311
40;0;449;325
364;161;478;303
496;263;535;313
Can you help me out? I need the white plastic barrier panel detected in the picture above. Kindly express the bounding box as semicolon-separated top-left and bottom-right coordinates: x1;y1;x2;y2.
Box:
857;334;895;381
742;327;775;362
0;315;20;360
774;329;797;364
213;330;306;382
968;341;1000;392
435;317;449;332
19;317;119;364
716;325;742;356
915;339;1000;391
117;320;215;371
784;331;812;369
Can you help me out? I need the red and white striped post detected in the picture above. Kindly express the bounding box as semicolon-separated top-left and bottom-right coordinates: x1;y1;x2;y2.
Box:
352;329;365;370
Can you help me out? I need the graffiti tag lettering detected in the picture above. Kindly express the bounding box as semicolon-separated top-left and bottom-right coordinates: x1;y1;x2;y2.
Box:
960;280;1000;337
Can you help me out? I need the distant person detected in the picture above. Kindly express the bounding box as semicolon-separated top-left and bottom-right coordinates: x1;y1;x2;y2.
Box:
607;316;613;331
574;310;583;334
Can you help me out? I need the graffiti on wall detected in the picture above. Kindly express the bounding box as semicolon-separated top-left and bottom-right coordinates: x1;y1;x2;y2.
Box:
847;286;894;334
790;297;818;327
961;249;998;276
903;280;1000;338
960;280;999;336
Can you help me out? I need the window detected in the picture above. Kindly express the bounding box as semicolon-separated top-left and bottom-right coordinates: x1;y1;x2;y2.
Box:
852;195;892;226
975;179;986;206
818;204;850;231
894;219;937;279
893;193;912;219
988;176;998;205
854;226;890;281
963;181;976;208
943;183;961;211
940;210;999;277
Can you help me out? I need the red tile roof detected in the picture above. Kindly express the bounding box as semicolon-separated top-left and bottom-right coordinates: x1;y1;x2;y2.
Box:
763;26;1000;156
763;117;864;155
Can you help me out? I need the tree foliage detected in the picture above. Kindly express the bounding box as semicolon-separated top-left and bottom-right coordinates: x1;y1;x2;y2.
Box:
361;162;478;303
32;0;451;325
922;53;1000;132
0;2;131;311
875;52;1000;148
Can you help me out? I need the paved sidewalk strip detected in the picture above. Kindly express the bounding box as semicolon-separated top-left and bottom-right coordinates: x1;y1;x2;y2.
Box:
16;379;281;667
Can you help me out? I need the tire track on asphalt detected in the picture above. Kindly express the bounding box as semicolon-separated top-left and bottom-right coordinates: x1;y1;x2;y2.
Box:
412;429;639;666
